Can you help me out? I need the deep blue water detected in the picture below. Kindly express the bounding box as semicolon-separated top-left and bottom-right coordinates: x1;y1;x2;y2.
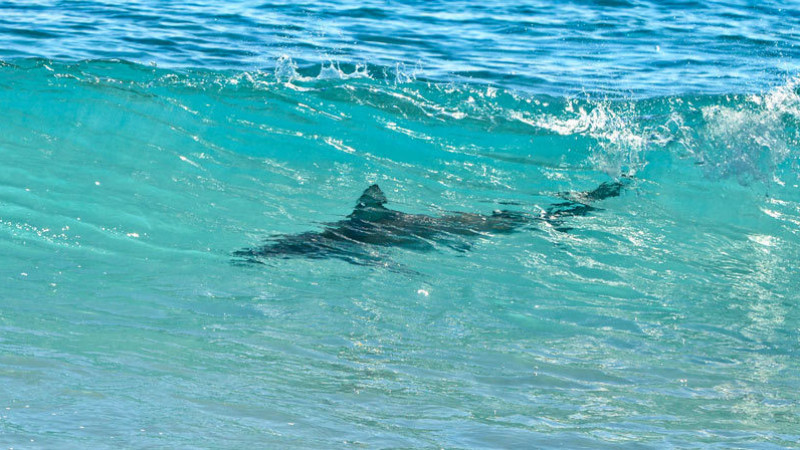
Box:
1;1;800;448
2;0;800;95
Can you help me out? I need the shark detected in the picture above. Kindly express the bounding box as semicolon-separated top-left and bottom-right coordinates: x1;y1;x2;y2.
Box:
233;180;627;266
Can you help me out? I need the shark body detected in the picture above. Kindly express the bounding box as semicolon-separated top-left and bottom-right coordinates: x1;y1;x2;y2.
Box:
234;181;625;265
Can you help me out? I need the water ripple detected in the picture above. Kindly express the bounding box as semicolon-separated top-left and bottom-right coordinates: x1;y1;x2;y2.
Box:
0;0;798;94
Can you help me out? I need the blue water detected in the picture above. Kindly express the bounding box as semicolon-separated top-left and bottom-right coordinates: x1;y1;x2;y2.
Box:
1;1;800;448
2;0;799;95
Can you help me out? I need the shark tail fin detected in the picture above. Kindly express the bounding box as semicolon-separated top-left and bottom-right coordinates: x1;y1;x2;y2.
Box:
559;176;633;203
584;180;625;201
546;177;632;223
355;184;388;209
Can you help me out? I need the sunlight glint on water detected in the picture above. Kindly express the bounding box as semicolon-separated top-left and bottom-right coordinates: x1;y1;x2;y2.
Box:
1;1;800;447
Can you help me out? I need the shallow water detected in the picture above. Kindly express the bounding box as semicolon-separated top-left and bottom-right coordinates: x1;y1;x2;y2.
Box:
2;1;800;448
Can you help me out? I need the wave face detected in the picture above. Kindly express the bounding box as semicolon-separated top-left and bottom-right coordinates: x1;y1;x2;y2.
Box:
1;59;799;447
3;0;800;446
1;0;799;94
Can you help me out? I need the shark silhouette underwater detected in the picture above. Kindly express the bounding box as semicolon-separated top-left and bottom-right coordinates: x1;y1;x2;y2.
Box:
234;181;627;266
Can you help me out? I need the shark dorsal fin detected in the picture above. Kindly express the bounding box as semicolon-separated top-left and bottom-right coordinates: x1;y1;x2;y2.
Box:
355;184;388;209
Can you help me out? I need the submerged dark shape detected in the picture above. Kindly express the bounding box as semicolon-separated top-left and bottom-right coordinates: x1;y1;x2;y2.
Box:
234;181;626;265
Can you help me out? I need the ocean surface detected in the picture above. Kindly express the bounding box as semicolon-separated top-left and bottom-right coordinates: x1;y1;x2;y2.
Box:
1;1;799;448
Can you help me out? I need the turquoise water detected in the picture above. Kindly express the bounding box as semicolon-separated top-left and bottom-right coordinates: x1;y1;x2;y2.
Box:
2;2;800;448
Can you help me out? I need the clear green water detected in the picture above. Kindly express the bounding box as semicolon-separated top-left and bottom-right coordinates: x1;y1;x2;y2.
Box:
1;59;798;448
2;0;800;447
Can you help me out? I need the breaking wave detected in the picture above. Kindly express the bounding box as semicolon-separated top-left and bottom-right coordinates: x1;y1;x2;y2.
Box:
4;57;798;190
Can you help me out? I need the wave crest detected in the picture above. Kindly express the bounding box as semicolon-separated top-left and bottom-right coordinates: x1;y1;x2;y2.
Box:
2;58;798;188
